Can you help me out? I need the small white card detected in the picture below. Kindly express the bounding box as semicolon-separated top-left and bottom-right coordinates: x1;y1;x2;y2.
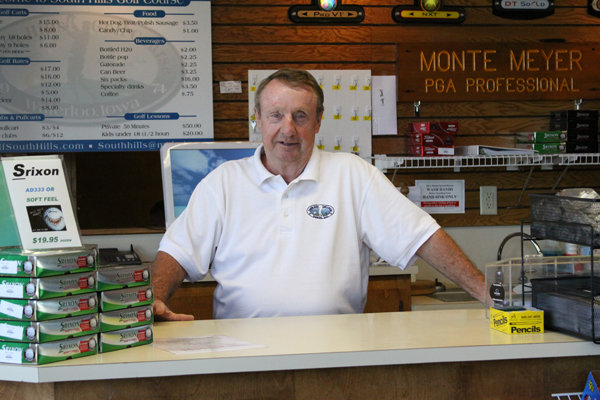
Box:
219;81;242;94
0;346;22;364
0;259;18;275
1;156;82;250
0;282;23;299
0;322;23;340
0;300;24;319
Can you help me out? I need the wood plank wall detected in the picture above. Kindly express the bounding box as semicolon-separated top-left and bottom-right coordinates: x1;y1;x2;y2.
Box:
76;0;600;231
210;0;600;228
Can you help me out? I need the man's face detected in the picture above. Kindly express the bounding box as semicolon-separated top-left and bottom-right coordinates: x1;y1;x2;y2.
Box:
255;79;322;174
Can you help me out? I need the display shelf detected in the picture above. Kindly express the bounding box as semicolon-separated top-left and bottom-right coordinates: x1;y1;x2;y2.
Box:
373;153;600;172
522;211;599;344
551;392;583;399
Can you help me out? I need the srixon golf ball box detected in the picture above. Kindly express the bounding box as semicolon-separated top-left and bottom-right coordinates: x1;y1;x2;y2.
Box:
99;325;153;353
0;293;98;321
100;305;153;332
0;245;98;278
96;264;151;291
0;271;96;300
0;314;99;342
0;334;98;365
100;285;154;312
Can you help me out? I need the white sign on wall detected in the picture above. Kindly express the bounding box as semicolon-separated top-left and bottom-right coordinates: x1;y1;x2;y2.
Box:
413;179;465;214
248;69;372;158
0;0;213;153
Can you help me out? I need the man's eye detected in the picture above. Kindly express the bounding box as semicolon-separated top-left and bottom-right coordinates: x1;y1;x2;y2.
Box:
268;113;282;121
293;113;308;123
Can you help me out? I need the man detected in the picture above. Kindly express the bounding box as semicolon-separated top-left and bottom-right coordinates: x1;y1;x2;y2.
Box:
152;68;485;321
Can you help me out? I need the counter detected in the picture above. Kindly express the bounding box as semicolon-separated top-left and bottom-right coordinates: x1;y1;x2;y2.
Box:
1;309;599;399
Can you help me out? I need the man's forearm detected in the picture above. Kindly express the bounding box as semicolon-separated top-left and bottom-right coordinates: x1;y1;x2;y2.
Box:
416;229;486;303
151;250;187;303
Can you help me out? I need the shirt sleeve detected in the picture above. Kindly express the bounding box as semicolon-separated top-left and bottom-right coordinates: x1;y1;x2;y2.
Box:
359;166;440;269
158;178;224;282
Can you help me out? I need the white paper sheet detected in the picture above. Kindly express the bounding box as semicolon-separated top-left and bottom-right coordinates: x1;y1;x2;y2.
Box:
371;75;398;136
154;335;265;355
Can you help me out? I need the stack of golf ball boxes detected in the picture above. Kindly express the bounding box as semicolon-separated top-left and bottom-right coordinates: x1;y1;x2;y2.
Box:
97;255;153;354
0;245;154;365
0;245;100;364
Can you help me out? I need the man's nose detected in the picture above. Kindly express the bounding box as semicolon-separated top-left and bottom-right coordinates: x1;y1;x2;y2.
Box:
280;114;296;134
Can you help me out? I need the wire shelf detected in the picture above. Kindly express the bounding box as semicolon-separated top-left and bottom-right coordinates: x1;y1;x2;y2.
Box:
551;392;583;400
373;153;600;171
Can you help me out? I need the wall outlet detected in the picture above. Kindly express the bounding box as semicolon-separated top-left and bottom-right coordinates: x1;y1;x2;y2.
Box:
480;186;497;215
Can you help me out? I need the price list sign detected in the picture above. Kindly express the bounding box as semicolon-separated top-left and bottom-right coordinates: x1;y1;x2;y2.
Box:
0;0;213;153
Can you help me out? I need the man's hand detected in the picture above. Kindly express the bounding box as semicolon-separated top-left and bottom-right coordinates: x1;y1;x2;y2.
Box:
151;251;194;321
153;299;194;321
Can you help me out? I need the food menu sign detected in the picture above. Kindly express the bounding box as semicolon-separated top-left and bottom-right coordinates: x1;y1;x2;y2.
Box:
0;0;213;153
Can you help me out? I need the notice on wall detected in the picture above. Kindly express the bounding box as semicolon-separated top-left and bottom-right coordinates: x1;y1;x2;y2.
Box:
1;155;82;250
0;0;213;153
413;179;465;214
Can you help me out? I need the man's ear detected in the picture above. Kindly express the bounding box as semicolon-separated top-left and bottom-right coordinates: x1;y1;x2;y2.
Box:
253;106;261;131
315;111;324;133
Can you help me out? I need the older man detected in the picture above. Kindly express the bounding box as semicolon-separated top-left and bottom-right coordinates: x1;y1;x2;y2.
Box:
152;68;485;320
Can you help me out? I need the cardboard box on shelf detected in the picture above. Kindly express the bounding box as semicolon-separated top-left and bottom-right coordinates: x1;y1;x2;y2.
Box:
408;145;454;157
408;121;459;135
489;306;544;334
515;142;566;154
408;131;455;147
515;130;567;143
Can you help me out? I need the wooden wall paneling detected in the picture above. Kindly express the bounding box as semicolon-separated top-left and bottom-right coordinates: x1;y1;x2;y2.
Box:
77;0;600;230
213;44;396;63
384;165;600;227
385;168;600;192
207;0;600;230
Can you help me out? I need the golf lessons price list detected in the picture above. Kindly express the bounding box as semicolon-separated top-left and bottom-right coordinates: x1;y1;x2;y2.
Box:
0;0;213;153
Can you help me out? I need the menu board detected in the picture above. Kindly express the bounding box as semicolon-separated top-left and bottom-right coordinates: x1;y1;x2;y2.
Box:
0;0;213;153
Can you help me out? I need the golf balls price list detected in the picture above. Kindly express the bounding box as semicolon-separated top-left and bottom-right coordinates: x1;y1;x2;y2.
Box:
0;0;213;152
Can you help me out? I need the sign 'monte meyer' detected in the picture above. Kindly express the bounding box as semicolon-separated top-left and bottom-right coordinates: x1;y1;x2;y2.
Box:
397;43;600;101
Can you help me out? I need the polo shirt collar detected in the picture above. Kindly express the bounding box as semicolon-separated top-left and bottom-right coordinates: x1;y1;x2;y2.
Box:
252;144;321;185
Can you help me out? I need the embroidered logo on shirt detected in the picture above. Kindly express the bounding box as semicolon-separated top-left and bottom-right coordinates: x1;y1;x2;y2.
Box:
306;204;335;219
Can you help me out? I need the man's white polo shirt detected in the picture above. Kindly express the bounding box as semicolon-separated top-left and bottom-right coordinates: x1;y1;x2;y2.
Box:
159;145;440;319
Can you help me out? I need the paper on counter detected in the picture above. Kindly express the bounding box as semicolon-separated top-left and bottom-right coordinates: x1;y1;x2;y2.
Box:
154;335;265;355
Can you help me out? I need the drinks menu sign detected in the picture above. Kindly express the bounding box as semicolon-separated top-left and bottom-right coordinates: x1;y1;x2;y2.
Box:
0;0;213;153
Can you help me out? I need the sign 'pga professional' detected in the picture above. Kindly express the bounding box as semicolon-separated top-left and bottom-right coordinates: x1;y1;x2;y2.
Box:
397;43;600;102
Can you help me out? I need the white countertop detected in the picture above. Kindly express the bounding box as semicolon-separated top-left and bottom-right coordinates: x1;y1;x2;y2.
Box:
1;309;599;384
